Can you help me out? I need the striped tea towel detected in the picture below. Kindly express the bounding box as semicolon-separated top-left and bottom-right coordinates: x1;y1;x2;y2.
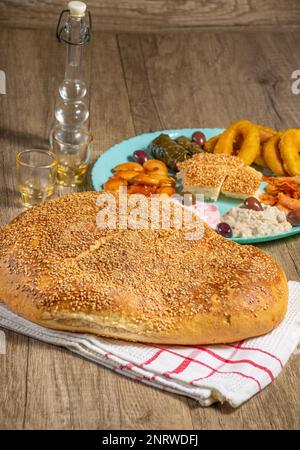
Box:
0;281;299;408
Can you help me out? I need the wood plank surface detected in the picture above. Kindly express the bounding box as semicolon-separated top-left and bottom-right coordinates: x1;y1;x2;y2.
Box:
0;26;299;429
2;0;300;32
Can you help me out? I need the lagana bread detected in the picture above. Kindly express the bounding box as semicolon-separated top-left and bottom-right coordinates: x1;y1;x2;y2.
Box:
0;191;288;344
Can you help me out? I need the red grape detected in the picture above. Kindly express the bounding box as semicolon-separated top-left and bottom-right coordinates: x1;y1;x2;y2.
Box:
192;131;206;147
243;197;263;211
287;210;300;226
216;222;233;238
133;150;149;165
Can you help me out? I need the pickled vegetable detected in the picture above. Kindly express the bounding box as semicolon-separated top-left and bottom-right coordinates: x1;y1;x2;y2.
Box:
150;134;202;171
175;136;203;155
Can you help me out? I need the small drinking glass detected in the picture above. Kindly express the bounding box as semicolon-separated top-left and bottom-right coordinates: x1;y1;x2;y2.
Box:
50;127;93;187
16;149;57;207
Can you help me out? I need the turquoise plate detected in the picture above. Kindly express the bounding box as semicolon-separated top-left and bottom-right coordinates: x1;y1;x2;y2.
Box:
91;128;300;244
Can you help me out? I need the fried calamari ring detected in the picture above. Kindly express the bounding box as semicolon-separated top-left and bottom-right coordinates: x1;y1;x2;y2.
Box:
254;125;276;167
205;124;275;162
204;132;244;155
213;120;260;165
203;135;220;153
279;129;300;176
254;154;267;167
257;125;276;142
263;132;287;176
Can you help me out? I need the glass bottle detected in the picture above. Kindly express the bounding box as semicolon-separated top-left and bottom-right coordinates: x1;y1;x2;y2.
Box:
51;1;92;187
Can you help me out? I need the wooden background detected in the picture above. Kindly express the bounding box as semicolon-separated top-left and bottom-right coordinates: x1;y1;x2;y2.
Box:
1;0;300;31
0;0;299;431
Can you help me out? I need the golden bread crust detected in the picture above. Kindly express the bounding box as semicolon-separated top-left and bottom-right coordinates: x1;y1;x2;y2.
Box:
0;191;288;344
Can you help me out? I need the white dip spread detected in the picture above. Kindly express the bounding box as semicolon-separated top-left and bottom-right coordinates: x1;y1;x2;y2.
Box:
223;205;292;238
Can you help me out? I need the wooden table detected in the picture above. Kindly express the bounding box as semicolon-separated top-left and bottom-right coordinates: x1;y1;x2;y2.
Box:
0;26;299;430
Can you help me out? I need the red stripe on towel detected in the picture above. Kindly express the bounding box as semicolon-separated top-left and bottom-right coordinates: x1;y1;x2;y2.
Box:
194;346;275;381
228;343;283;368
152;346;262;390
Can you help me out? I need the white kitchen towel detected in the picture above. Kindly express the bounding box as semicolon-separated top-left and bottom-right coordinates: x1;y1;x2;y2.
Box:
0;281;299;408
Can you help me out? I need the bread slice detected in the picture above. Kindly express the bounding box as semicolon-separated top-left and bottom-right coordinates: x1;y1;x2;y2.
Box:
0;192;288;345
178;164;228;200
191;152;244;168
177;154;262;201
221;166;262;200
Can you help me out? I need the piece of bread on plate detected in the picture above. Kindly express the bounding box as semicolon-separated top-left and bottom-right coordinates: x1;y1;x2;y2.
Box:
0;192;288;345
177;164;228;201
177;153;262;201
190;152;244;168
221;166;263;200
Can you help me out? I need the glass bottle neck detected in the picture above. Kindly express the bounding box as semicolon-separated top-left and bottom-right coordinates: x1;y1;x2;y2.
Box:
64;16;86;81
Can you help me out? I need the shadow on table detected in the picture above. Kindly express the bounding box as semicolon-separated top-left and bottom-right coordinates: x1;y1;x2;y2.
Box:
0;187;20;207
0;126;48;150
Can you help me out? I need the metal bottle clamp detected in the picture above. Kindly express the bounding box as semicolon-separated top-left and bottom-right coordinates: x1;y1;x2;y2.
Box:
56;9;92;45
